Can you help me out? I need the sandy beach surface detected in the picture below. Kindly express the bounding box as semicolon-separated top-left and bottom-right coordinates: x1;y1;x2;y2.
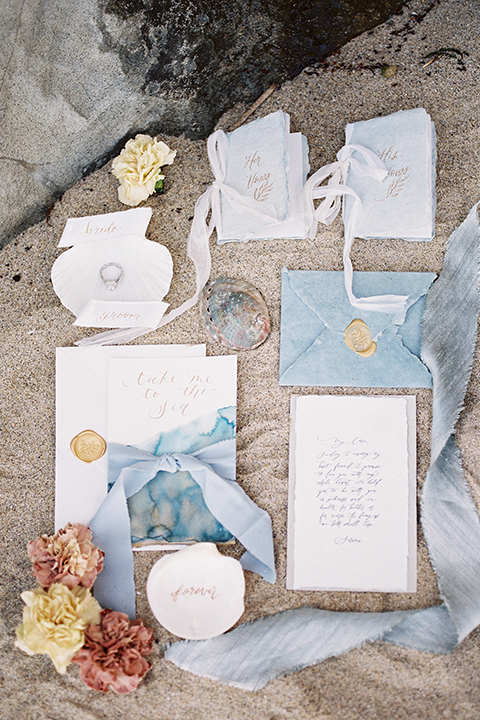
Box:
2;0;480;717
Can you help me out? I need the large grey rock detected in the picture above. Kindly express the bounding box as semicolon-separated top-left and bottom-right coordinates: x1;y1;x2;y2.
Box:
0;0;406;247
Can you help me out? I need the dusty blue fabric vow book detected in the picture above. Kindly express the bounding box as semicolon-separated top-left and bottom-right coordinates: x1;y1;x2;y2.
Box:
343;108;436;241
279;268;436;388
217;111;309;242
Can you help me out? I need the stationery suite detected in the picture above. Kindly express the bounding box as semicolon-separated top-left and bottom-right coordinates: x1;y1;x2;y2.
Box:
287;395;417;592
53;109;437;620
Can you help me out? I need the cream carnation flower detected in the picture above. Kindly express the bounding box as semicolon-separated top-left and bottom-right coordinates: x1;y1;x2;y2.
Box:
15;584;102;674
111;134;176;206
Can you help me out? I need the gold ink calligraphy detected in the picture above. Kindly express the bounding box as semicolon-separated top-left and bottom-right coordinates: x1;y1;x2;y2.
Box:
242;150;273;202
375;146;410;202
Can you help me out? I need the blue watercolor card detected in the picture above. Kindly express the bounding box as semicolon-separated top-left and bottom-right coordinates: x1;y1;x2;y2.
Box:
279;268;436;388
107;355;237;547
343;108;436;241
217;111;310;242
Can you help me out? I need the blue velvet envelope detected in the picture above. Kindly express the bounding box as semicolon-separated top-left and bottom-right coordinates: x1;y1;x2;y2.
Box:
279;269;436;388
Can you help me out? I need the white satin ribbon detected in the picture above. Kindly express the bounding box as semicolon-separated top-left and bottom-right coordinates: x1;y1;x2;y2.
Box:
77;130;279;346
303;144;408;314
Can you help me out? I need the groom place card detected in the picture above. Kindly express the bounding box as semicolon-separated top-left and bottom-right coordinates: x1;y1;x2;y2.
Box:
287;395;417;592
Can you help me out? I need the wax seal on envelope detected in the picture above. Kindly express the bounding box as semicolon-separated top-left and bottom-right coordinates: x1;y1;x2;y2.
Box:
344;318;377;358
146;543;245;639
70;429;107;463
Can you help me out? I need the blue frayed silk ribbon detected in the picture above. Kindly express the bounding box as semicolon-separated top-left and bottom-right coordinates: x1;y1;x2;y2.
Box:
90;439;276;618
165;203;480;690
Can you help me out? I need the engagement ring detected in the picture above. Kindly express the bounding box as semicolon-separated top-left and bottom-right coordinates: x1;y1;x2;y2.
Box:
100;262;124;290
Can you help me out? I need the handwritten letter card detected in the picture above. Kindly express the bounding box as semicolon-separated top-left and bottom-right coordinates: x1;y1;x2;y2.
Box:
287;395;417;592
108;356;237;547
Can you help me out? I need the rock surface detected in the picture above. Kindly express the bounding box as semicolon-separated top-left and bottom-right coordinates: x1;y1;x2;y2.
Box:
0;0;406;247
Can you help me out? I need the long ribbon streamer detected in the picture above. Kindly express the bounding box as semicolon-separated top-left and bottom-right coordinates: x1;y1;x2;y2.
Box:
303;144;408;313
165;204;480;690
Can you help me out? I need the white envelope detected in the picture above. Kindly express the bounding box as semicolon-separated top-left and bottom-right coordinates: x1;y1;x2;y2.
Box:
55;344;206;531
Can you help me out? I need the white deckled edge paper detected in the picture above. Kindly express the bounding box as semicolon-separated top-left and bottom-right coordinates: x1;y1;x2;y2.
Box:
58;207;152;247
74;300;169;328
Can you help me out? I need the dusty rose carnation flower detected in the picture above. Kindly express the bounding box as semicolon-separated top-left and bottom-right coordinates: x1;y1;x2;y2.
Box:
27;523;104;590
72;609;153;694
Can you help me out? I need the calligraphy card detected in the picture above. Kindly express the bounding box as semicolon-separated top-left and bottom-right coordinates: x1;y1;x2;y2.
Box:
58;207;152;247
217;111;310;242
343;107;436;241
287;395;417;592
107;355;237;547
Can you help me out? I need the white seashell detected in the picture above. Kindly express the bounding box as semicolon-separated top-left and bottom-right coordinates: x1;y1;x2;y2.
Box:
146;543;245;640
51;235;173;316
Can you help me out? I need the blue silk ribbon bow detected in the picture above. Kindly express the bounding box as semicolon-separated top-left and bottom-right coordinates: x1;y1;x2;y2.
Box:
90;439;276;618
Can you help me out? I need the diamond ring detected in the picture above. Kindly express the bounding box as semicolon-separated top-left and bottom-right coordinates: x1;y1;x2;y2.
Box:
100;263;124;290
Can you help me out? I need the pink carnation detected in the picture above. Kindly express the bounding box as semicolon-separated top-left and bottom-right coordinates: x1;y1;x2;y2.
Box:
27;523;104;590
72;609;153;694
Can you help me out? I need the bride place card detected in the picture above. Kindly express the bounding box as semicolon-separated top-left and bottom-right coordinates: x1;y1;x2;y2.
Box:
343;107;436;241
287;395;417;593
107;355;237;547
216;110;309;242
58;208;152;247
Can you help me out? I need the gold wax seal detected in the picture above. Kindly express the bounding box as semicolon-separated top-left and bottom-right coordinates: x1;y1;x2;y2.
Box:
344;319;377;358
70;429;107;463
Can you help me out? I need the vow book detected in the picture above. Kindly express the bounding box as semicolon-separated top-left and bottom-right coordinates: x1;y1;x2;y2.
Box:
217;110;309;242
287;395;417;592
343;107;436;241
